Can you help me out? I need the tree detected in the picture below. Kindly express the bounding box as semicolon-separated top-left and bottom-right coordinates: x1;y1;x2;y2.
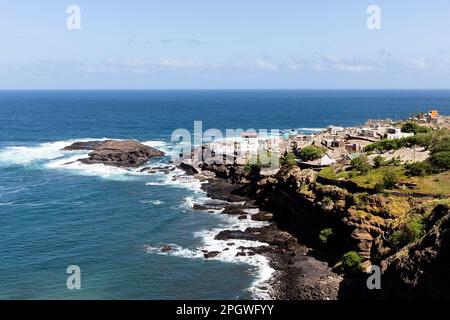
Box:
401;122;432;134
382;168;399;189
428;151;450;171
404;161;432;177
390;216;425;248
299;145;325;161
351;155;371;175
372;155;385;168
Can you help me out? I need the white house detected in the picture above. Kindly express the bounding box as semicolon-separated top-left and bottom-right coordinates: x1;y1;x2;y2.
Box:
386;128;414;140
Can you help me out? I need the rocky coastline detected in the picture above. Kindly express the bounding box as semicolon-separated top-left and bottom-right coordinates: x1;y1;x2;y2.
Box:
184;164;342;299
60;139;450;300
179;159;450;300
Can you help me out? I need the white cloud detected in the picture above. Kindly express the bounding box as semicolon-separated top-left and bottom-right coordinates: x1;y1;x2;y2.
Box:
255;60;278;71
323;56;375;72
159;58;223;69
409;58;428;69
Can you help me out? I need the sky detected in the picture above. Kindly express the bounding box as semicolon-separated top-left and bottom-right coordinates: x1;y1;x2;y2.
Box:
1;1;450;89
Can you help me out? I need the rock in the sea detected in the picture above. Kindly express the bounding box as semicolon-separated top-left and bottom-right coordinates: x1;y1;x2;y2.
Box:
177;162;199;175
251;211;273;222
62;141;105;151
161;244;173;252
78;140;164;167
203;251;220;259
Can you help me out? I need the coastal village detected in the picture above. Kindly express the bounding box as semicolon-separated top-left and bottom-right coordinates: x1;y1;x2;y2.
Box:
205;109;449;172
184;108;450;299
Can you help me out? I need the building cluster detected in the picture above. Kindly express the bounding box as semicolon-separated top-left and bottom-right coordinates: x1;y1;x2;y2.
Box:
409;110;450;129
199;109;446;169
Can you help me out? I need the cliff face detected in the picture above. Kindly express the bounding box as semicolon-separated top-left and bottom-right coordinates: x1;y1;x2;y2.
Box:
237;166;399;265
381;204;450;299
186;161;450;299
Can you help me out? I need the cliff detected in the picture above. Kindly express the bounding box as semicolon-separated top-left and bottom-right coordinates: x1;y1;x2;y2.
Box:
189;161;450;299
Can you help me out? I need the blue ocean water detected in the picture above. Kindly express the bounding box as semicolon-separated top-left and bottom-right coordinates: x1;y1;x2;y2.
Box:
0;90;449;299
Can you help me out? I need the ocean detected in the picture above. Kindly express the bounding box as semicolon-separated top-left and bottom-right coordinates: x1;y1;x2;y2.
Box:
0;90;449;299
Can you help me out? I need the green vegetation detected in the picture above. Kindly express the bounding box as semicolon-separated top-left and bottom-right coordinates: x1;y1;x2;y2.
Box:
243;162;260;173
382;168;399;189
428;151;450;171
374;182;385;193
365;129;449;153
319;228;334;244
299;145;325;161
341;251;362;273
372;155;385;169
351;155;371;175
281;152;297;167
401;121;432;134
390;216;425;248
322;196;333;207
405;161;433;177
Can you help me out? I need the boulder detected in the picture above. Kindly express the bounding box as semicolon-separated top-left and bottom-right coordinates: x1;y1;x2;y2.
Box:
178;162;199;175
161;244;173;252
204;251;220;259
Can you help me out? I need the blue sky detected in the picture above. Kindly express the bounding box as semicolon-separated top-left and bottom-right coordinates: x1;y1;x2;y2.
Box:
1;1;450;89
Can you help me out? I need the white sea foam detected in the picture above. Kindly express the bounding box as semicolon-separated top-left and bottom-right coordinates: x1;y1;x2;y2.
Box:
145;176;275;299
0;138;173;181
140;200;164;205
0;201;15;206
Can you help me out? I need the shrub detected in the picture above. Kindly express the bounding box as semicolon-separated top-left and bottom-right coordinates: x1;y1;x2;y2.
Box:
382;168;399;189
401;122;432;134
281;152;297;167
390;216;425;248
428;151;450;171
429;139;450;154
299;145;325;161
372;155;385;168
346;170;356;179
404;161;433;177
322;196;333;207
319;228;334;244
405;133;433;149
374;183;385;194
341;251;362;273
351;155;372;175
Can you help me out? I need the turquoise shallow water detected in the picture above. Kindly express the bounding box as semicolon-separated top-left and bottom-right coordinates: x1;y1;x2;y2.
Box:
0;90;449;299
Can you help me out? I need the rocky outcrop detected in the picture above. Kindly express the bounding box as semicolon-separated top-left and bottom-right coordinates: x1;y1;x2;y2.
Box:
62;141;105;150
381;204;450;299
177;162;199;175
76;140;164;167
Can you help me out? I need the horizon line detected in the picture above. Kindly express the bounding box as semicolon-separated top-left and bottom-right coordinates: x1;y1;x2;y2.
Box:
2;88;450;91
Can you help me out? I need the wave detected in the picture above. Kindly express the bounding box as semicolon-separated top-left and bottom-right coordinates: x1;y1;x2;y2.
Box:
0;138;172;181
140;200;164;205
146;184;274;299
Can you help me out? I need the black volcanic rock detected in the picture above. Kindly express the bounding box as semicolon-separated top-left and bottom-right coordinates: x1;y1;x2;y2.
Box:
74;140;164;167
62;141;105;151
